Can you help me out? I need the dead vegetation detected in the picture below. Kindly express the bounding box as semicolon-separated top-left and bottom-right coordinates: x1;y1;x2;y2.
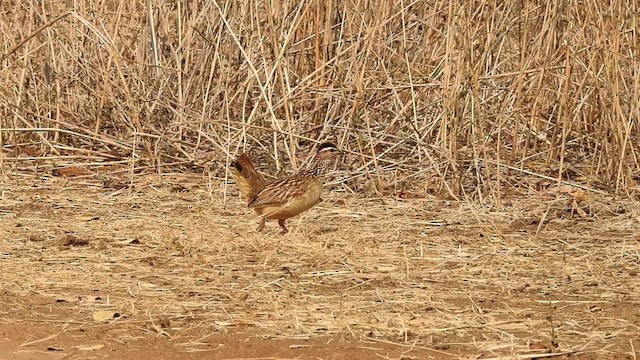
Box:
1;177;639;359
1;0;640;358
1;0;639;198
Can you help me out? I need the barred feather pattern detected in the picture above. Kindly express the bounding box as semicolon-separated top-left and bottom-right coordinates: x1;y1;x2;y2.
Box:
247;156;334;208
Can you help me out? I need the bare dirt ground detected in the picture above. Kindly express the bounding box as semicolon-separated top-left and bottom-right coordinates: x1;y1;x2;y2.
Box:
1;174;639;359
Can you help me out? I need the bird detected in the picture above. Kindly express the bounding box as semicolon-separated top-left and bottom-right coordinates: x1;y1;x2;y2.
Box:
231;142;341;233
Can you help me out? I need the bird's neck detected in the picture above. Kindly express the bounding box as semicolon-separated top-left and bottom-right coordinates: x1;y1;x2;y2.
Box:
299;157;330;177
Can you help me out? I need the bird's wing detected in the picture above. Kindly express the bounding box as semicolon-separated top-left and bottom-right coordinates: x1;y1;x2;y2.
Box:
248;177;308;208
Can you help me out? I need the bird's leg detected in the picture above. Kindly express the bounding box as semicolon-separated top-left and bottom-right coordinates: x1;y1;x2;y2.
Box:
278;219;289;234
257;218;265;232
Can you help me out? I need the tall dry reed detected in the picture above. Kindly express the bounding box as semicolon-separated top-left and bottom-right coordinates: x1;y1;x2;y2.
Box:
1;0;638;201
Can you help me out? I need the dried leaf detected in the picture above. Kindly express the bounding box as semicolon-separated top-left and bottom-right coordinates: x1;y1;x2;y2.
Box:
28;234;46;242
171;184;189;193
60;234;89;247
52;167;90;177
572;189;588;203
529;342;549;351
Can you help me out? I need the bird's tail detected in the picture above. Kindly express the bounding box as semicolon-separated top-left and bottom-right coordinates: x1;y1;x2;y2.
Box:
231;153;267;201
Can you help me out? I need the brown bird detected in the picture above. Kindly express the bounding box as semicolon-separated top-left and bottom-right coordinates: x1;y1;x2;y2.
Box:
231;142;341;233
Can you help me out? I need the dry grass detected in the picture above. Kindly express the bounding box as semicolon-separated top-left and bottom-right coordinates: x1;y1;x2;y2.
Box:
1;1;640;358
1;176;639;358
0;0;639;199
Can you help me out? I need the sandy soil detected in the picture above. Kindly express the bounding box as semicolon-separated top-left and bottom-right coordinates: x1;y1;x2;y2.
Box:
0;175;639;359
0;322;447;360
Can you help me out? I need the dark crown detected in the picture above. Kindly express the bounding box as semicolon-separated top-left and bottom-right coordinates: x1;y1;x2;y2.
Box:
318;142;338;152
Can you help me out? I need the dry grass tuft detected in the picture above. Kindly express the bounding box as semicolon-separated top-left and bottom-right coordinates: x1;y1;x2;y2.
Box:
1;0;639;199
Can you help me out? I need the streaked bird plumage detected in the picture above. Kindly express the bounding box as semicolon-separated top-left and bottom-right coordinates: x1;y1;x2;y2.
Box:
231;142;341;233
